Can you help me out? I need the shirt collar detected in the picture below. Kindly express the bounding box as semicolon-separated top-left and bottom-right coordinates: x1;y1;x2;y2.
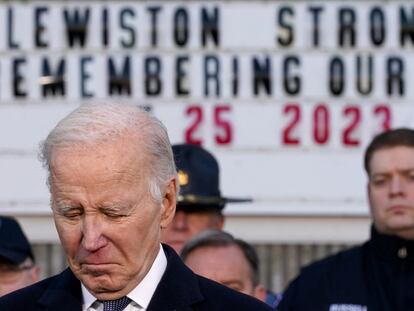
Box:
81;244;167;310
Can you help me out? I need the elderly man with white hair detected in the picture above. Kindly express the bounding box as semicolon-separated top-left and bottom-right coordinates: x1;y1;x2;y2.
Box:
0;101;271;311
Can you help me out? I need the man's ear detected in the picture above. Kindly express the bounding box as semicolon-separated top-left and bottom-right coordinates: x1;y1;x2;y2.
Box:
160;178;177;228
367;182;373;214
253;284;267;302
29;265;41;284
213;214;225;230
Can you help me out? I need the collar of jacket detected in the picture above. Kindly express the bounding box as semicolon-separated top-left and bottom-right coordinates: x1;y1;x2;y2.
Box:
36;244;203;311
370;225;414;262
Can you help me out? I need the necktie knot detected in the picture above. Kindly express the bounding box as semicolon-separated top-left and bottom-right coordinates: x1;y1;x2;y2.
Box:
100;296;131;311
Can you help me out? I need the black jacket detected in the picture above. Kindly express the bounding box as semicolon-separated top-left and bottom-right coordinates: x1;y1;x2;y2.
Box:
277;226;414;311
0;244;272;311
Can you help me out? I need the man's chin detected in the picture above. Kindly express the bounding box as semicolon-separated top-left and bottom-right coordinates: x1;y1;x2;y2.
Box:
80;273;123;295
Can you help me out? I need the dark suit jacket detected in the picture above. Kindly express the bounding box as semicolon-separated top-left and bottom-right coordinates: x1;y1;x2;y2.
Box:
0;244;272;310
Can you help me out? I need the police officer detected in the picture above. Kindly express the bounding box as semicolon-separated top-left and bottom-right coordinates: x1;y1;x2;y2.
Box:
277;128;414;311
161;144;250;254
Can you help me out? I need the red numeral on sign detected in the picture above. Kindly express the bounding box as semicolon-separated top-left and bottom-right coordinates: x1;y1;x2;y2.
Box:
282;104;301;145
342;106;361;146
214;105;233;145
184;105;233;145
185;105;203;145
374;105;391;131
313;104;330;144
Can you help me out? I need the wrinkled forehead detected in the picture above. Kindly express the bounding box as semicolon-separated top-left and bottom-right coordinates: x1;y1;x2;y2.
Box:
369;146;414;175
49;137;149;183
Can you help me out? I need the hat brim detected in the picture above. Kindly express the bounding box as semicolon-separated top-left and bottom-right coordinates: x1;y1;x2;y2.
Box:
0;246;27;264
177;195;252;207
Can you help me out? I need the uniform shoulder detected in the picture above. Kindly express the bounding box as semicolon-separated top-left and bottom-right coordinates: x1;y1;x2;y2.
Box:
197;275;272;310
277;245;364;310
301;244;363;277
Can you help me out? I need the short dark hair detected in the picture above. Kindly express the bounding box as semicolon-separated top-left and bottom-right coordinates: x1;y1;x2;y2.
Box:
364;128;414;175
180;229;260;286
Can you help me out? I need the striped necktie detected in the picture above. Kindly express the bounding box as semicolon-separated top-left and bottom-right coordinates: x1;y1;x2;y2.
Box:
100;296;131;311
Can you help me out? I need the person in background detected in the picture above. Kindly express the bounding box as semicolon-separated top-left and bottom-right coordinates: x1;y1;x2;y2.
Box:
0;101;272;311
163;143;281;308
277;128;414;311
181;229;283;308
161;143;250;254
0;216;40;297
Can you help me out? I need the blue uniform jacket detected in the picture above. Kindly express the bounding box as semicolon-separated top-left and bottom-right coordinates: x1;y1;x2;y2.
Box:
277;226;414;311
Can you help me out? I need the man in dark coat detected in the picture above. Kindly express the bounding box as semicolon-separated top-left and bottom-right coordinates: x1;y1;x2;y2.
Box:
0;102;271;311
277;128;414;311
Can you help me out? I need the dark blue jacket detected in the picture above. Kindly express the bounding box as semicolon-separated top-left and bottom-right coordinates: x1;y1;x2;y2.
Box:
0;244;272;311
277;227;414;311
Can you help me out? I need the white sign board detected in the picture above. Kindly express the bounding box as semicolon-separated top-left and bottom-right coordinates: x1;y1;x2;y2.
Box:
1;1;414;216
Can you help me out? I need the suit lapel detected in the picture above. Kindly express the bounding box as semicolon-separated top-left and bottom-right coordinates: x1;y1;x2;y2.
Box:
147;244;204;311
37;268;83;311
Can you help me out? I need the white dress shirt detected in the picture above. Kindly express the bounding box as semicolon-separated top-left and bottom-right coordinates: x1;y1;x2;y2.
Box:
82;245;167;311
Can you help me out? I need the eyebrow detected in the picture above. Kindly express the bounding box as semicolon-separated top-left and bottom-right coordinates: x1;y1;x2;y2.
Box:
371;168;414;177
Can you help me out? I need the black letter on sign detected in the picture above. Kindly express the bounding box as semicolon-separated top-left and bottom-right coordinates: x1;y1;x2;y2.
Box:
283;56;301;95
145;56;162;96
338;8;356;47
277;6;294;46
329;56;345;96
8;8;19;49
41;58;66;97
147;6;161;47
13;58;27;97
253;56;272;96
174;8;189;47
201;7;220;47
175;56;189;96
309;6;324;47
120;8;136;48
63;8;90;47
80;56;93;98
370;7;385;46
387;57;404;96
35;6;49;48
204;55;220;96
356;54;373;95
231;57;239;97
102;7;109;47
108;56;131;96
400;7;414;46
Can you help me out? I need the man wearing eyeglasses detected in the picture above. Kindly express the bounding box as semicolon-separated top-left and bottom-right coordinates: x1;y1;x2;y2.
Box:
0;216;40;297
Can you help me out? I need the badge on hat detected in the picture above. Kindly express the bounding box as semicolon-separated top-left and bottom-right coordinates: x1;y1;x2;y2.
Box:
172;144;252;210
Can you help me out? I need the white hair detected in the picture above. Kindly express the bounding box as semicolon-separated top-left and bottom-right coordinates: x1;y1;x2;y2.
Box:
39;101;177;203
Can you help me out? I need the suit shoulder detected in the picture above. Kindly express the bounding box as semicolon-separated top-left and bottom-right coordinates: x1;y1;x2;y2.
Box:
196;275;272;310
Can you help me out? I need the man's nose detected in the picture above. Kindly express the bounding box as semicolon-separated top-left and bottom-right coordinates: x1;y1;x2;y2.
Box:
173;210;189;230
390;176;405;196
81;216;107;252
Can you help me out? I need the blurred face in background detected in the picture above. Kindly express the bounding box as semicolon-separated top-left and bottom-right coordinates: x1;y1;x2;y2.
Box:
161;208;224;253
368;146;414;240
184;245;266;301
0;258;40;297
